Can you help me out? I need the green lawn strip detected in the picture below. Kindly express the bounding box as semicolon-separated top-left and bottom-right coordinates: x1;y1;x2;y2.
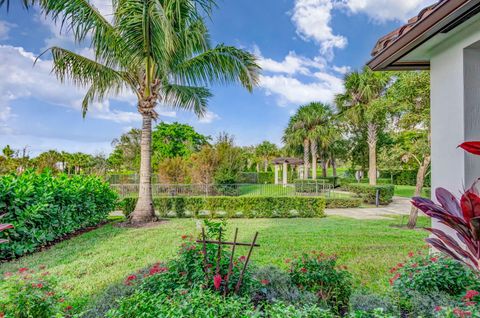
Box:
0;217;429;308
394;185;430;198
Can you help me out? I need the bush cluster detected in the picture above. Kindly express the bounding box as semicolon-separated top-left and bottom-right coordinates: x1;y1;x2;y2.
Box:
0;266;73;317
343;183;394;205
379;170;431;187
0;171;117;259
120;196;326;218
325;197;362;208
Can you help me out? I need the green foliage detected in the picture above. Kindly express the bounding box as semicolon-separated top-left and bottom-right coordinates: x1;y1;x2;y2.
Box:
0;170;117;259
119;196;326;218
152;122;210;166
390;253;478;298
252;266;317;305
0;266;71;318
203;218;227;240
343;183;394;205
380;170;431;187
290;252;353;314
325;197;362;208
349;290;396;314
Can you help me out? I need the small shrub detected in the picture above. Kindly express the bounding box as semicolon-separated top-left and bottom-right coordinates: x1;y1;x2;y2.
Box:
349;290;396;314
0;170;118;259
261;301;333;317
325;197;362;208
289;252;353;315
0;266;72;318
119;196;326;218
343;183;394;205
252;266;317;305
106;288;258;318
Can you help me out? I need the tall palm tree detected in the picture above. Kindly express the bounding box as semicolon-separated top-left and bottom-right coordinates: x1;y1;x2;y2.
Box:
335;66;390;186
283;102;334;180
255;141;279;172
22;0;259;223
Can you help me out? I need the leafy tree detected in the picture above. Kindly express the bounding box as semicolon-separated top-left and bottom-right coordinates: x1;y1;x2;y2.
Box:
31;0;259;223
2;146;14;159
33;150;63;172
214;133;244;184
152;122;209;167
190;145;218;186
387;71;430;228
255;141;279;172
108;129;142;172
158;157;190;184
335;66;391;185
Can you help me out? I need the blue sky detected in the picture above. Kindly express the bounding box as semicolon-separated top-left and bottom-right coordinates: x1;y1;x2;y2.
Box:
0;0;435;156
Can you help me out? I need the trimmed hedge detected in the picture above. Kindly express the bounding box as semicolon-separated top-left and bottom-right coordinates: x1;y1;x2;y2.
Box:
120;196;326;218
343;183;394;205
0;171;118;260
325;197;362;208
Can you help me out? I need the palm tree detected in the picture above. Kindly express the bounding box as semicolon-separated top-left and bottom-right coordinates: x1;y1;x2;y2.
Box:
335;66;390;186
255;141;278;172
283;102;334;180
24;0;259;223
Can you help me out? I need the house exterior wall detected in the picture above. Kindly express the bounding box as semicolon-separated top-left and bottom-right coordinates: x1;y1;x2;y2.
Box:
430;16;480;196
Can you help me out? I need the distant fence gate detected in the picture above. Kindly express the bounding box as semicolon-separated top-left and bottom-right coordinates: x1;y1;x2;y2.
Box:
110;182;333;199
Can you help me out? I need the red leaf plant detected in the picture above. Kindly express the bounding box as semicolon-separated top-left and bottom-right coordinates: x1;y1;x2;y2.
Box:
412;141;480;270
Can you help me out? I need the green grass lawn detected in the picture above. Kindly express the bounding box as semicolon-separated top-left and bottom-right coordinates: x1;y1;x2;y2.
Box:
394;185;430;198
0;216;429;308
238;184;296;196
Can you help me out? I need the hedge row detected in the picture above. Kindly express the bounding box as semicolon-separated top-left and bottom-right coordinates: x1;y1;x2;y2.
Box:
120;196;326;218
343;183;394;205
325;197;362;208
0;171;118;260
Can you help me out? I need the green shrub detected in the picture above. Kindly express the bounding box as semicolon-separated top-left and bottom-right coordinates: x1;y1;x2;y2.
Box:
0;266;73;317
317;177;340;187
379;170;431;187
289;252;353;315
119;196;326;218
0;171;118;259
258;171;274;184
349;290;396;314
343;183;394;205
325;197;362;208
252;266;317;305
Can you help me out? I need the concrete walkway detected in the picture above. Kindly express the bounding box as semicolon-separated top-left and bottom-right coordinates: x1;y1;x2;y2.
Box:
326;196;416;220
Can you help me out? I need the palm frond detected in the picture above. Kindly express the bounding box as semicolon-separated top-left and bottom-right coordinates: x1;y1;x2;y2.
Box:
172;44;260;92
160;84;211;116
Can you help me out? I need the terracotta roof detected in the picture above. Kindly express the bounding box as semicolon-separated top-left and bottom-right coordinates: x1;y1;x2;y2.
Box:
368;0;479;70
371;1;441;57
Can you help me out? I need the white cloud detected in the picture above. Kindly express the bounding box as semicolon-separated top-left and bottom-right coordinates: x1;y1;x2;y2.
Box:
198;111;220;124
259;72;343;106
333;65;350;74
339;0;435;22
0;20;14;41
0;45;141;132
291;0;347;58
255;47;326;76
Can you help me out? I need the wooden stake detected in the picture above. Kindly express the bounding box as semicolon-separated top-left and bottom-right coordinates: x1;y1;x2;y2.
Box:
201;228;209;282
234;232;258;294
223;228;238;296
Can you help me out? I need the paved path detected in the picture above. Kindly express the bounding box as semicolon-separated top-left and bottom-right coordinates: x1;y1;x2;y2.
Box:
326;196;416;220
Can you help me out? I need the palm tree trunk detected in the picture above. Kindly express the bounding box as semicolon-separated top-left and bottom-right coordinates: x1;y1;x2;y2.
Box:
303;138;310;180
264;160;268;172
130;113;155;223
407;155;431;229
322;158;327;178
311;139;317;180
367;123;378;186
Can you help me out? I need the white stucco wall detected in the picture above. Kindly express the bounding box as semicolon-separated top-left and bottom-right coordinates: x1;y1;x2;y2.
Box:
430;15;480;196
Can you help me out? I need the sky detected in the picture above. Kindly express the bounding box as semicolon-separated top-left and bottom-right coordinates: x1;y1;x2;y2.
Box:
0;0;436;156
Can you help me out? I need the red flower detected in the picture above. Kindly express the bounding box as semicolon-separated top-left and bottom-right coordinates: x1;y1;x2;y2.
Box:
453;308;472;318
58;298;65;303
65;305;73;311
260;279;270;285
464;290;479;300
397;263;404;268
412;263;418;268
46;291;55;297
3;272;12;277
36;283;43;288
465;301;476;307
300;267;307;273
239;256;246;262
389;273;401;286
435;306;442;312
0;312;4;318
18;267;28;273
125;274;137;285
181;235;188;239
430;257;438;262
213;274;222;290
389;267;397;273
408;251;414;258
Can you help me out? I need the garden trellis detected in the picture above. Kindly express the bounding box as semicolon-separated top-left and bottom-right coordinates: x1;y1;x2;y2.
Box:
196;227;259;295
